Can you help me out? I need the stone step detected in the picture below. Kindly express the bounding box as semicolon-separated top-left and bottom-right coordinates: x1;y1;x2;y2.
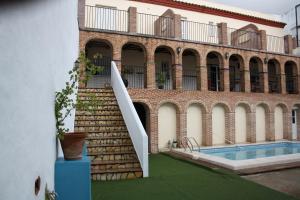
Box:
75;126;127;132
89;153;138;162
92;163;141;173
77;99;118;105
76;105;120;111
75;116;124;120
91;159;139;165
91;167;142;174
75;111;122;116
86;138;132;146
87;143;133;148
86;135;130;140
86;132;129;138
91;170;143;181
75;120;125;126
87;150;136;156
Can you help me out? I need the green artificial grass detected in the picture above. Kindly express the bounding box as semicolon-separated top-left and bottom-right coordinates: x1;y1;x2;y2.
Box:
92;154;297;200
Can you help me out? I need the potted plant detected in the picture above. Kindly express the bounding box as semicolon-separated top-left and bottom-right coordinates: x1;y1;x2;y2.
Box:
172;140;178;148
55;52;102;160
157;72;166;89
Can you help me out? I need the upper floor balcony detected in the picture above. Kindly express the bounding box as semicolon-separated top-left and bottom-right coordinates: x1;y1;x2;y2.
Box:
81;5;298;55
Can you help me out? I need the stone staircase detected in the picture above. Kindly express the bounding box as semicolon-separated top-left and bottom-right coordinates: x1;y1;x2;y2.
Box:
74;88;143;181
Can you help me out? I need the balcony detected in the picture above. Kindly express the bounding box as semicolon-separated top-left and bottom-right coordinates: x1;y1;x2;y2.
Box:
83;5;294;54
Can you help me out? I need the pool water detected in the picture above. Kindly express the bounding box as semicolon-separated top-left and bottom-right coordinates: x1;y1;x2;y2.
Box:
200;142;300;160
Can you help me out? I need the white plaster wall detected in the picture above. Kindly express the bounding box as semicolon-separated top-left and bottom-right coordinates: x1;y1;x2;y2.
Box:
187;104;203;145
256;106;266;142
0;1;78;200
274;106;284;140
212;105;225;145
158;103;177;149
235;106;247;143
86;0;285;37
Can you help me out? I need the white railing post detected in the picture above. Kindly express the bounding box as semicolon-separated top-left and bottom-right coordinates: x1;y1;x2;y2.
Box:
110;61;149;177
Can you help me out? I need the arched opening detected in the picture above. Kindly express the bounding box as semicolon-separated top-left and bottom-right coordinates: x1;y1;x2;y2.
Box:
155;46;174;90
133;102;151;152
250;57;264;93
85;40;112;88
285;61;298;94
121;43;146;88
274;105;284;140
268;59;281;93
256;104;267;142
187;104;204;145
158;103;177;149
212;104;227;145
207;52;224;91
229;54;245;92
182;49;199;90
292;104;300;140
235;104;248;143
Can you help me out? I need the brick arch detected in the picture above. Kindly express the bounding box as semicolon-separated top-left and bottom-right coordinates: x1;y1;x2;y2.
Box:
273;103;289;140
255;102;271;141
156;100;182;113
284;60;299;75
205;50;224;66
267;58;281;93
184;100;208;114
235;101;252;113
249;56;264;93
154;45;176;64
182;48;201;64
121;41;148;61
210;101;232;113
83;37;114;53
229;54;245;92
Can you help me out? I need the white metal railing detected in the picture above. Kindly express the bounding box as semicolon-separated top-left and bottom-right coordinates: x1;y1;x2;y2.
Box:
111;61;149;177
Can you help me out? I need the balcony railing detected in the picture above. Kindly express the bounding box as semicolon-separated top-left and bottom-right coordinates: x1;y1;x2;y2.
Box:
84;5;288;54
183;70;198;90
268;75;281;93
286;75;298;94
181;20;218;44
122;65;145;89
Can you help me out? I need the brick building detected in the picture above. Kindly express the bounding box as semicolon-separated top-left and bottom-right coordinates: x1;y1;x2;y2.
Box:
77;0;300;158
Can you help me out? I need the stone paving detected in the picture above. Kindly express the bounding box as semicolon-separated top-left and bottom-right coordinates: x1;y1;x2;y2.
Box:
243;168;300;199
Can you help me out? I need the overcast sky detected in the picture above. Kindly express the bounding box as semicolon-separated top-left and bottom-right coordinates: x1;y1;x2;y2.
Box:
210;0;300;14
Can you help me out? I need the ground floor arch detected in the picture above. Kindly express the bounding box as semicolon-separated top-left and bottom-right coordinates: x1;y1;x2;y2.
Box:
274;106;284;140
212;104;226;145
158;103;177;149
187;104;203;145
256;105;266;142
235;105;247;143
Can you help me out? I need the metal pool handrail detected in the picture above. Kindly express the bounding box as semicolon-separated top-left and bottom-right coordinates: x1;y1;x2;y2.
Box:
181;137;200;152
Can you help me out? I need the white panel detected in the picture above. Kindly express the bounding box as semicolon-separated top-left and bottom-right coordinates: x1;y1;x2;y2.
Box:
292;110;297;140
158;103;177;149
212;105;225;145
274;106;284;140
256;106;266;142
187;104;202;145
235;106;247;143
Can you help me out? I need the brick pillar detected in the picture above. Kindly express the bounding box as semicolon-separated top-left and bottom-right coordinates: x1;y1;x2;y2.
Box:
244;59;251;92
267;111;275;141
259;30;267;51
150;112;159;153
174;14;182;39
223;59;230;92
196;65;201;90
78;0;86;29
204;113;212;146
227;112;235;144
173;64;182;90
284;35;293;54
249;112;256;143
128;7;137;33
200;66;207;91
281;73;287;94
292;37;298;49
217;22;228;45
113;43;122;72
147;52;156;89
263;63;269;93
284;111;292;140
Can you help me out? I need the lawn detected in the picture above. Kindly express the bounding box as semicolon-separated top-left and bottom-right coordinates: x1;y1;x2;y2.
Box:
92;154;297;200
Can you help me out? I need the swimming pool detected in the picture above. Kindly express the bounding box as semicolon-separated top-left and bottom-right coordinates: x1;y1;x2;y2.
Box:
200;142;300;160
170;141;300;174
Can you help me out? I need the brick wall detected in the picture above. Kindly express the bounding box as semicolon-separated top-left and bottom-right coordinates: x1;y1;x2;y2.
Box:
79;30;300;153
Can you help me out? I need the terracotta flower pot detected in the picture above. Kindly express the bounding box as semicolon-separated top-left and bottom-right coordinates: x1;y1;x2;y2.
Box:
60;132;87;160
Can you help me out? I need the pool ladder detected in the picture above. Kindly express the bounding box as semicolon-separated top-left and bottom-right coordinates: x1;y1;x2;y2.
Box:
181;137;200;152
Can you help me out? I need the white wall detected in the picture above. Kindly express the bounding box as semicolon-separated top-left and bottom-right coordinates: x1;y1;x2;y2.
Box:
187;104;203;145
212;105;226;145
158;103;177;149
235;106;247;143
256;105;266;142
274;106;284;140
0;1;78;200
86;0;285;37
